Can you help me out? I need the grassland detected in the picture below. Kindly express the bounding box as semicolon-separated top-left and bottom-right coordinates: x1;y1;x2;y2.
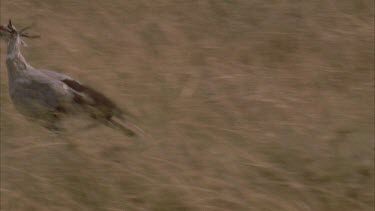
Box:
1;0;374;210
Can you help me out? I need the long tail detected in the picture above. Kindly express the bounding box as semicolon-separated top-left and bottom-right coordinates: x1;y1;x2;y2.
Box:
107;117;145;137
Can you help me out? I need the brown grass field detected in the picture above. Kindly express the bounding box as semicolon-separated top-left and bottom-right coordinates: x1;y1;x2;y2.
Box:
1;0;374;210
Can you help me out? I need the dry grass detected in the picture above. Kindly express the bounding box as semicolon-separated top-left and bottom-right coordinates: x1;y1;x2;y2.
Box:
1;0;374;210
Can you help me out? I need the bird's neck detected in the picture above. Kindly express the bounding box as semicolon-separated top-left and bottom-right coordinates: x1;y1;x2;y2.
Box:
6;36;33;78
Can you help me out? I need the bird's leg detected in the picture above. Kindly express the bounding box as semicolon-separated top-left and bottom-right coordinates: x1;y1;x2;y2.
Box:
43;120;65;134
72;122;100;134
44;124;61;131
41;112;65;134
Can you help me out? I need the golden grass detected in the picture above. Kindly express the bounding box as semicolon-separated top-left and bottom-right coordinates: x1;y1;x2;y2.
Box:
1;0;374;210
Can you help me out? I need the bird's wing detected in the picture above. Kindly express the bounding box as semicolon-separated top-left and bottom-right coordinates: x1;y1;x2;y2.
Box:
60;78;124;119
40;69;76;81
37;69;126;120
30;69;139;134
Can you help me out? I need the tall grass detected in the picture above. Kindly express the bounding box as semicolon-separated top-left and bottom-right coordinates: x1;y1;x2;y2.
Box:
1;0;374;210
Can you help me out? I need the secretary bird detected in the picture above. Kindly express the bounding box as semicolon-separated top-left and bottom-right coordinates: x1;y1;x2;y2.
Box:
0;20;137;136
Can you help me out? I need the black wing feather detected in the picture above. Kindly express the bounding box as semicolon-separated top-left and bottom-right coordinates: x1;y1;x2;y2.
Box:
62;79;123;119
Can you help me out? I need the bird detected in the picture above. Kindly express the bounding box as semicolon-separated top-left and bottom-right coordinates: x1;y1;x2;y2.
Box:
0;19;138;136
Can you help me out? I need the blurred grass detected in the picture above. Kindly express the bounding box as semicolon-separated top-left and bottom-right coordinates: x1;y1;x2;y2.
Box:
1;0;374;210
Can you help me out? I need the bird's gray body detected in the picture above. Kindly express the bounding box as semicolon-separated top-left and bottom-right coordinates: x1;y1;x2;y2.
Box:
2;23;135;134
6;43;72;121
8;68;74;122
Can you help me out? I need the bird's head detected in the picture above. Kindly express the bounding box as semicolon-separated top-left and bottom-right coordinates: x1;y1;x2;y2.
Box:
0;19;40;44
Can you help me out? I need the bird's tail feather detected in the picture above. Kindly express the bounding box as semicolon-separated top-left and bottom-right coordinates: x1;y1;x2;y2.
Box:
107;118;145;137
